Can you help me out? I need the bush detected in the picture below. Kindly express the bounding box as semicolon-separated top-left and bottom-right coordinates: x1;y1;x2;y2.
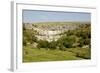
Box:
57;35;77;48
48;41;57;50
57;43;66;51
37;40;49;48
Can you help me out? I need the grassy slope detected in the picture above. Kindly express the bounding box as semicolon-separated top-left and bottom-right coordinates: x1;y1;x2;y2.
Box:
23;48;83;62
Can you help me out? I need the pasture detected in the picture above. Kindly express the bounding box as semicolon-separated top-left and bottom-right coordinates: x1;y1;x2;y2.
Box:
23;47;90;62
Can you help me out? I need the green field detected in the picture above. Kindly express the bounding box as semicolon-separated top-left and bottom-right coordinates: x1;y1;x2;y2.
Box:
23;47;90;62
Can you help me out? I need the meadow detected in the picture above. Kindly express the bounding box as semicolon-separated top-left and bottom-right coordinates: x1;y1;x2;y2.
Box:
23;47;85;62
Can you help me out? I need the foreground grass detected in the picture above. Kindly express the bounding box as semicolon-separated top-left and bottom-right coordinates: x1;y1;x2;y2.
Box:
66;48;91;59
23;47;86;63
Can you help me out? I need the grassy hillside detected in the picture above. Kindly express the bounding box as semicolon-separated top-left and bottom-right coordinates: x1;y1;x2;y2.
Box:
23;47;84;62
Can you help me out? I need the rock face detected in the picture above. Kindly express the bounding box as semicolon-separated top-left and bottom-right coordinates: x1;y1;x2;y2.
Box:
24;22;80;42
35;29;62;41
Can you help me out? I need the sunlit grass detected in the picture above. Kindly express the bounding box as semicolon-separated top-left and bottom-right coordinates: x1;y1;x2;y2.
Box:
23;47;84;62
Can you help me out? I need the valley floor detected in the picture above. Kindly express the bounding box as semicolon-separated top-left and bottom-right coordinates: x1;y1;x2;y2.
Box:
23;47;90;63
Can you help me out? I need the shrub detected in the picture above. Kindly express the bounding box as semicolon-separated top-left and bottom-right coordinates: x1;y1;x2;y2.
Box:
48;41;57;50
57;35;77;48
37;40;49;48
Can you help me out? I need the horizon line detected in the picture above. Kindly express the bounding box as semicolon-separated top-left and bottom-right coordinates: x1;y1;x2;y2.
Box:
23;21;91;24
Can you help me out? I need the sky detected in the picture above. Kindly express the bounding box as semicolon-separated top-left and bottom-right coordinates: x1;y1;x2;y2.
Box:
22;10;91;23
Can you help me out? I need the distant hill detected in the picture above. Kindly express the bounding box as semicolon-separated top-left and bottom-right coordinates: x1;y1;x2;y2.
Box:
24;22;90;31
